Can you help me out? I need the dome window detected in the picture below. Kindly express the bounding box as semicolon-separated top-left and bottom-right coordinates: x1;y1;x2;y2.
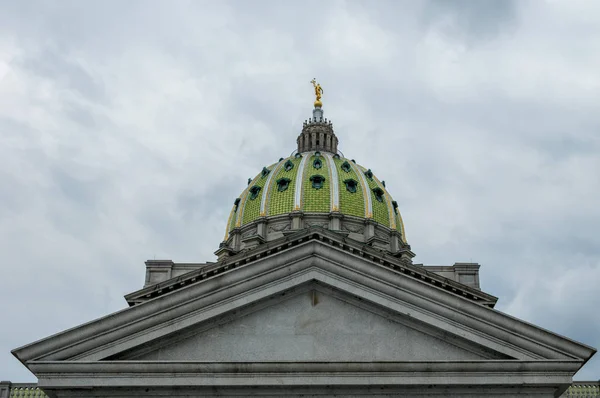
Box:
295;153;302;159
313;158;323;170
309;174;326;190
284;160;294;171
333;154;340;159
341;161;352;173
343;178;359;193
261;167;270;178
392;200;399;214
247;178;252;185
233;198;241;212
276;177;291;192
364;169;374;180
315;151;321;157
372;187;385;202
249;186;262;200
279;157;284;161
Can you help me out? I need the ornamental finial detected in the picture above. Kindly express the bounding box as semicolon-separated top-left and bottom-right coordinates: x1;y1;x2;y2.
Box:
310;78;323;108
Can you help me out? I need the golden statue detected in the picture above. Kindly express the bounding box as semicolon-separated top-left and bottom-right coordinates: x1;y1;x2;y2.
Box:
310;78;323;107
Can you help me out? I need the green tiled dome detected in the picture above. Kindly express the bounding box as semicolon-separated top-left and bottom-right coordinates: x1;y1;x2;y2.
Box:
224;151;407;242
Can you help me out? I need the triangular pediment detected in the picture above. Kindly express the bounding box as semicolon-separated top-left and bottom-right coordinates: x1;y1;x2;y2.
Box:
13;232;595;392
116;284;503;361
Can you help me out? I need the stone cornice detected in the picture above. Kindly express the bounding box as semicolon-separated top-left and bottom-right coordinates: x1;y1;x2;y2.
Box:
125;228;495;307
30;360;581;390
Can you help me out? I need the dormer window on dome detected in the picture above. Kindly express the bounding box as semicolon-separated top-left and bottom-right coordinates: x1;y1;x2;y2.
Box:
341;161;351;173
284;160;294;171
261;167;270;178
276;177;291;192
343;178;358;193
372;187;385;202
313;158;323;170
233;197;241;212
249;186;261;200
364;169;374;180
309;175;326;189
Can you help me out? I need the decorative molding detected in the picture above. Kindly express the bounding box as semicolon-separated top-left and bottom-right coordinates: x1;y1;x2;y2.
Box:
306;221;328;229
268;223;291;233
342;223;364;234
241;227;257;238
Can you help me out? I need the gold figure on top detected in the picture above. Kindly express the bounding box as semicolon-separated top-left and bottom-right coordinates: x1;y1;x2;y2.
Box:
310;78;323;107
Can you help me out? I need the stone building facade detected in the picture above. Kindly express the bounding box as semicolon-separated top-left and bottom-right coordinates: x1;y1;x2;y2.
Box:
5;101;597;397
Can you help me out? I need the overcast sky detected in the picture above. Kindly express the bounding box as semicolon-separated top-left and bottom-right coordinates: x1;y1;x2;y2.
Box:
1;0;599;381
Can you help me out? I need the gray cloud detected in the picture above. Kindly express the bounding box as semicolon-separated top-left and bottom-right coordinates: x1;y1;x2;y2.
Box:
1;0;598;381
421;0;518;42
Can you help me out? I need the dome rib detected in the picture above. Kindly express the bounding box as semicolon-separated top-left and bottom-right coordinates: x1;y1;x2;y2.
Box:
294;154;310;211
324;153;340;212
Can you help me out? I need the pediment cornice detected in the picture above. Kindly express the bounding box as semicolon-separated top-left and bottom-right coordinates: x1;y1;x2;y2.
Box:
13;232;596;370
125;228;497;307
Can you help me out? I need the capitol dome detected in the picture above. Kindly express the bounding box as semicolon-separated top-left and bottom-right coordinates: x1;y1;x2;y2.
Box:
218;97;413;263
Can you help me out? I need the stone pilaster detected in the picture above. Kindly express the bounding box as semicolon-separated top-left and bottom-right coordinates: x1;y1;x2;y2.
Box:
256;217;267;240
390;230;407;254
363;219;376;241
290;211;304;230
329;211;343;231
